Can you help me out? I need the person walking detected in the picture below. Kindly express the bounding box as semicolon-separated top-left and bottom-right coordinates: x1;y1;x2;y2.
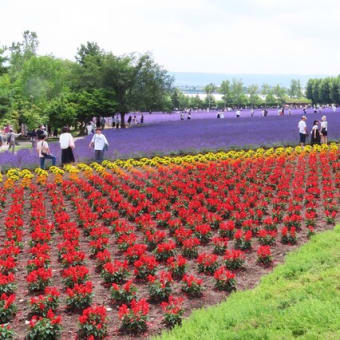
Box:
320;115;328;144
100;117;106;130
86;122;93;135
59;127;75;166
7;129;21;153
310;120;321;145
36;135;56;169
298;115;307;146
89;128;109;163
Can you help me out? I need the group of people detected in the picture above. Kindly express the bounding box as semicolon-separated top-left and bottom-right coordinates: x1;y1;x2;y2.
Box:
180;110;192;120
298;115;328;146
36;126;109;169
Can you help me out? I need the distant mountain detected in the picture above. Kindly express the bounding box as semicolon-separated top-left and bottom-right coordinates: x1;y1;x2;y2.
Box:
171;72;326;88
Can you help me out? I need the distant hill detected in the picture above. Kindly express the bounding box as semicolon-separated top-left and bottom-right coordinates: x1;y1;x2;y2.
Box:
171;72;326;89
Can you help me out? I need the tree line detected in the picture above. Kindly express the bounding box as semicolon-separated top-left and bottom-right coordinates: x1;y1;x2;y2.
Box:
306;76;340;105
0;31;173;131
171;79;311;111
0;31;338;132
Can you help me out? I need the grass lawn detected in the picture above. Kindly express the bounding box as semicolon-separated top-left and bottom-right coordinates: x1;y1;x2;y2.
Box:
156;224;340;340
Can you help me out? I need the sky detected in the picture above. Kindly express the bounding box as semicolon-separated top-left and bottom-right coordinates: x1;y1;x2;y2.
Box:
1;0;339;75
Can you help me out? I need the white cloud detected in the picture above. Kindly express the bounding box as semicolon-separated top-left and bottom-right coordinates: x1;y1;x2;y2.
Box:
0;0;339;74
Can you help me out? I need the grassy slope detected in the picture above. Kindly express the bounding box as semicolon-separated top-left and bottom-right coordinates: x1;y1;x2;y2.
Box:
156;225;340;340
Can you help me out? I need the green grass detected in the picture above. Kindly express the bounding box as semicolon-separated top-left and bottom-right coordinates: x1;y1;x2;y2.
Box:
156;225;340;340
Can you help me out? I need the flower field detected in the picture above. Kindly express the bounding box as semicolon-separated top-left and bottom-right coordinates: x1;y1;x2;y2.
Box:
1;109;340;169
0;144;339;339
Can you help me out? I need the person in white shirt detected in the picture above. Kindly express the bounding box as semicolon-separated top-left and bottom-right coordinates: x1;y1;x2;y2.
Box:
320;115;328;144
36;135;56;169
59;127;75;166
86;122;93;135
89;128;109;163
298;115;307;146
236;110;240;118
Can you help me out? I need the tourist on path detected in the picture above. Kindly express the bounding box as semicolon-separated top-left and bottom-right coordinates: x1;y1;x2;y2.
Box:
36;135;56;169
59;127;75;166
7;129;21;153
89;128;109;163
310;120;321;145
298;115;307;146
320;115;328;144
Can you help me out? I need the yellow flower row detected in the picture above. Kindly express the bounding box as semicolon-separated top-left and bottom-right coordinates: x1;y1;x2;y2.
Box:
98;143;338;169
1;143;338;184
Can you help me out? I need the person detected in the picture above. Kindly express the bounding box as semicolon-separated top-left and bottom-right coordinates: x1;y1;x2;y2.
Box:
180;112;184;120
264;109;268;117
298;116;307;146
288;108;292;115
187;112;191;120
251;108;254;117
127;116;132;127
220;112;224;119
86;122;93;135
59;127;75;166
36;125;47;138
7;129;21;153
140;114;144;124
89;128;109;163
36;135;56;169
100;117;106;130
28;129;37;148
320;115;328;144
115;115;120;128
133;115;137;125
236;110;240;118
4;125;10;134
332;104;336;113
310;120;321;145
217;112;220;119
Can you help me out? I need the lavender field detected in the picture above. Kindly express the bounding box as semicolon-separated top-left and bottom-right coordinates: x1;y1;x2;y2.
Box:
1;108;340;169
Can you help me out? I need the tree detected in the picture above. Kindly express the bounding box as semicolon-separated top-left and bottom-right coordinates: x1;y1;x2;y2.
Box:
9;30;39;77
204;83;216;110
0;47;8;75
248;84;262;108
231;79;245;106
261;83;270;96
190;95;204;109
75;41;103;66
288;79;302;98
330;77;340;105
273;85;287;105
99;52;173;127
171;89;189;110
319;78;331;104
219;80;231;109
265;90;277;106
306;79;315;104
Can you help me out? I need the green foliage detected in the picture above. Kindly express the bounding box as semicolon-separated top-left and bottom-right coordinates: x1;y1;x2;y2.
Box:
219;80;232;108
306;76;340;105
0;325;15;339
155;225;340;340
27;317;61;340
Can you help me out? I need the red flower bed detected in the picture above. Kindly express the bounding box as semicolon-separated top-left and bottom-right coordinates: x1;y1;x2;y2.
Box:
1;149;339;338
